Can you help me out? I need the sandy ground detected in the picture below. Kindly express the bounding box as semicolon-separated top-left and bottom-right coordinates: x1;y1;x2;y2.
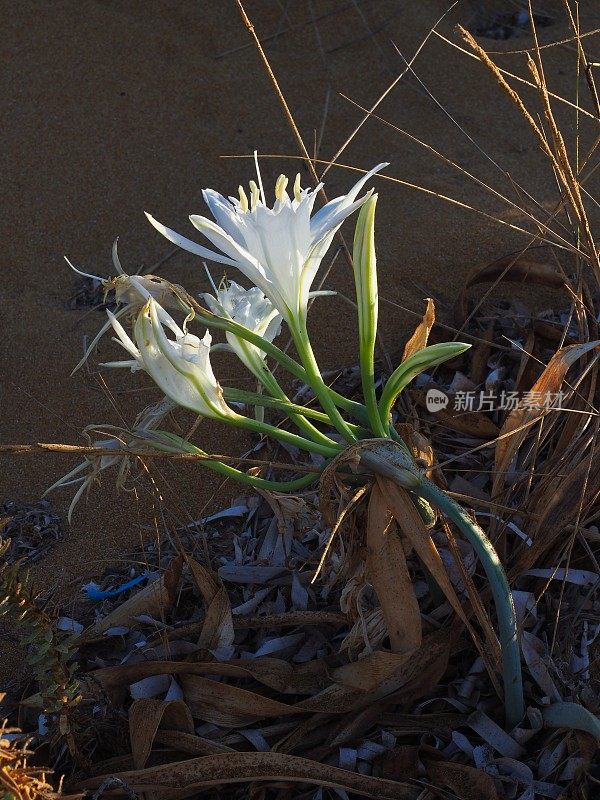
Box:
1;0;598;678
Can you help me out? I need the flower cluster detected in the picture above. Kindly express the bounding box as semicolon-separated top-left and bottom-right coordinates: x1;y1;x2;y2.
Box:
57;160;470;501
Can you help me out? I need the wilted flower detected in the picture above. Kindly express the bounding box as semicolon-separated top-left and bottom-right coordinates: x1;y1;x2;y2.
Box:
145;163;388;324
201;280;282;377
105;297;234;420
44;397;177;521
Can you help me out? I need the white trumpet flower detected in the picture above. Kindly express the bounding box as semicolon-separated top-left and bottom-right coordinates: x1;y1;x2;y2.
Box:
201;280;282;378
105;298;234;420
145;162;388;324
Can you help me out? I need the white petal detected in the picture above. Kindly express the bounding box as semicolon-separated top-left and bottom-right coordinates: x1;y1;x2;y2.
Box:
310;163;388;241
202;189;248;247
145;212;239;267
106;310;141;362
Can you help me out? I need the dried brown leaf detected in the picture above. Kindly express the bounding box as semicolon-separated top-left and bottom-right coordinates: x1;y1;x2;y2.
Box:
91;657;328;703
78;751;420;799
366;484;422;655
494;340;600;493
402;298;435;360
454;254;566;325
423;755;501;800
412;391;500;437
377;478;470;628
129;699;194;770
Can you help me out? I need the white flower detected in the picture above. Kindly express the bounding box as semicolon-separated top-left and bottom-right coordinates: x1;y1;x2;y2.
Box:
104;298;234;419
145;163;388;324
201;280;282;377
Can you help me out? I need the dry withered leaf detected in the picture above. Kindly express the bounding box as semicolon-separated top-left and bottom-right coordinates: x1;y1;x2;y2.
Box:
152;729;233;755
180;674;296;725
75;557;182;644
376;478;469;628
402;298;435;361
302;630;452;715
493;339;600;494
92;657;328;702
330;650;416;692
366;484;422;655
185;558;234;652
77;751;420;799
453;253;566;325
128;699;194;769
510;445;600;579
423;754;501;800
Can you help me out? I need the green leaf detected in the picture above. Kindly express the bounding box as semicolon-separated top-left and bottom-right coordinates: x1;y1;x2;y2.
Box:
379;342;471;424
351;195;387;438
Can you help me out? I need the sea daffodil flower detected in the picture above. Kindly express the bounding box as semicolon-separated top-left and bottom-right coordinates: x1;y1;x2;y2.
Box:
145;163;388;324
201;280;282;379
104;298;234;420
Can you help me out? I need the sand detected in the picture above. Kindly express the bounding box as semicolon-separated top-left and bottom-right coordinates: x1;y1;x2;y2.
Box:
1;0;597;678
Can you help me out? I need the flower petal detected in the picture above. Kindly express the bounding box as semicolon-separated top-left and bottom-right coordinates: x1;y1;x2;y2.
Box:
145;212;239;268
310;162;388;241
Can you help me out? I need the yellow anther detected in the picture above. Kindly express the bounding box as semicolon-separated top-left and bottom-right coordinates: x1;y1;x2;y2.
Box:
293;173;302;202
238;185;249;212
275;174;288;201
249;180;260;211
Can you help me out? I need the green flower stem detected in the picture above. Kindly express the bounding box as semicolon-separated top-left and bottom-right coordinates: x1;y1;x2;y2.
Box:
149;433;319;491
416;479;524;730
329;391;370;426
288;317;358;443
377;343;471;428
228;411;341;458
223;387;366;437
252;365;341;450
352;196;388;439
359;439;524;731
190;303;369;425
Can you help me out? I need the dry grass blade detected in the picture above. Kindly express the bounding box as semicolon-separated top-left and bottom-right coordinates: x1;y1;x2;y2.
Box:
367;484;422;655
434;29;598;121
458;24;600;282
77;751;421;799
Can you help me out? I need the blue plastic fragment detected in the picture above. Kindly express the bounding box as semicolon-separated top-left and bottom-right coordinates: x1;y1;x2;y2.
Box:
83;572;148;601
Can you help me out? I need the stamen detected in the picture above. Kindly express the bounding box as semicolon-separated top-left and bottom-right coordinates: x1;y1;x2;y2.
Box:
203;263;220;295
293;173;302;202
253;150;266;205
237;185;249;212
275;174;288;202
249;180;260;211
64;256;104;282
111;237;125;274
